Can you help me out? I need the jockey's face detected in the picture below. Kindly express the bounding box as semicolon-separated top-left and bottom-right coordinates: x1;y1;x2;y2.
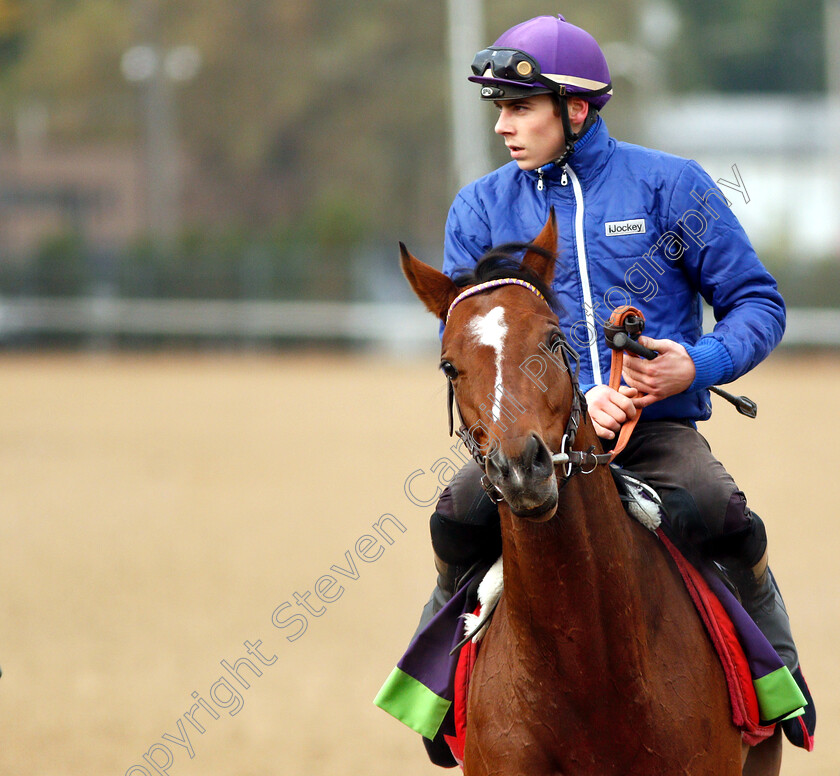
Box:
493;94;588;171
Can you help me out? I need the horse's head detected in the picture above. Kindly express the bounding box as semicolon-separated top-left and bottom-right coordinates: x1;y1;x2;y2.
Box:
401;212;580;522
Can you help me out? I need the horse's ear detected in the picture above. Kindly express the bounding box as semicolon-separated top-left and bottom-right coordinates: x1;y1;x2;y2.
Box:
400;243;459;323
521;207;558;285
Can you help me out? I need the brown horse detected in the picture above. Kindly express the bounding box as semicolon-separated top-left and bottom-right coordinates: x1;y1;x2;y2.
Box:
400;213;782;775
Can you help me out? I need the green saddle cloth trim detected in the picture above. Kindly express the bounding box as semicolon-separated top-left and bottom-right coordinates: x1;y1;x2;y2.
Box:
754;665;807;723
374;666;451;740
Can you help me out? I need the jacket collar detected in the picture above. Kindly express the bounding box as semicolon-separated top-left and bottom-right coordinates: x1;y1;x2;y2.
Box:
529;116;613;185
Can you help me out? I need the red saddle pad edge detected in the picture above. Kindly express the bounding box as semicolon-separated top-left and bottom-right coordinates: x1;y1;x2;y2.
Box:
656;528;776;746
443;605;480;768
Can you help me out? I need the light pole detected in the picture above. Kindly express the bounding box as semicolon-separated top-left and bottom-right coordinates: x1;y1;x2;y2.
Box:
121;30;200;241
825;0;840;253
447;0;491;190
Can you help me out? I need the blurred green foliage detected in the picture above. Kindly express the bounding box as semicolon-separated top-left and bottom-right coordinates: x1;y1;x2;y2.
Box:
1;192;369;301
669;0;824;94
32;231;89;295
769;258;840;310
0;0;832;305
0;0;24;66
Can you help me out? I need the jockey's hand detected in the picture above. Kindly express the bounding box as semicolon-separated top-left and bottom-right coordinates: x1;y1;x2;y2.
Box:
585;384;638;440
621;336;696;408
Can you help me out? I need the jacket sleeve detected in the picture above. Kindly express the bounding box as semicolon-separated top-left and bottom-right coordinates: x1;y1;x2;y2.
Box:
443;189;493;281
669;161;786;389
440;189;494;338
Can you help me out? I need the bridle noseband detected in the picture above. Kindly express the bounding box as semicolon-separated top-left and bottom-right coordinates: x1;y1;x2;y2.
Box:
444;278;612;499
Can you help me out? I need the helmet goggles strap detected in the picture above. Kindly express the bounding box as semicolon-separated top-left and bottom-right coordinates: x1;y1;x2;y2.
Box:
472;47;612;98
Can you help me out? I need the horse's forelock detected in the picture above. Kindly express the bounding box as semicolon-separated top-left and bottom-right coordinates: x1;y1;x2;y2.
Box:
452;242;560;313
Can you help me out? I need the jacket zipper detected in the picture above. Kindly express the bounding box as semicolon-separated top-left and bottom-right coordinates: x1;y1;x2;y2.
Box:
537;166;568;190
565;166;603;385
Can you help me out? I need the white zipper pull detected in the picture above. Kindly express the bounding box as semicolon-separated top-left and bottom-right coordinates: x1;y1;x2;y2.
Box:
560;167;568;186
537;168;545;191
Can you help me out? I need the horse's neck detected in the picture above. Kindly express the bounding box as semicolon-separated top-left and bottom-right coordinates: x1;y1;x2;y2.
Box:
499;448;655;680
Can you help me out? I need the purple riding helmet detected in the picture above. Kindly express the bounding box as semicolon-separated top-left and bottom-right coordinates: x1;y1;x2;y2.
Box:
469;14;612;163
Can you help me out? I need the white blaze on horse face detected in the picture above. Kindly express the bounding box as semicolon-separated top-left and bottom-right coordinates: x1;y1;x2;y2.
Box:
468;306;507;422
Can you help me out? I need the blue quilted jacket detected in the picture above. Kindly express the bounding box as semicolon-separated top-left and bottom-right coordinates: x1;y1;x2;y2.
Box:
442;117;785;422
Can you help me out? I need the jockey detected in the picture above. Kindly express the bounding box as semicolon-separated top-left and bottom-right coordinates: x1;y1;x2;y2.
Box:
419;12;814;746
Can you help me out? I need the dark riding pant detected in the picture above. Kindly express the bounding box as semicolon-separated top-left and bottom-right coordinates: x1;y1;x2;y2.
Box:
430;421;767;570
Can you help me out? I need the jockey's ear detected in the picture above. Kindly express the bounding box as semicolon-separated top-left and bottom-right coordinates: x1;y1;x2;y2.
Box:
400;243;459;323
521;207;558;286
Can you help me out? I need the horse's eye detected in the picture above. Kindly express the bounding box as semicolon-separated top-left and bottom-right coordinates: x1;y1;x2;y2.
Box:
440;360;459;379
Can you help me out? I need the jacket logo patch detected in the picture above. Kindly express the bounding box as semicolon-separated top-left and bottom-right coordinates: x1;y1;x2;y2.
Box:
605;218;646;236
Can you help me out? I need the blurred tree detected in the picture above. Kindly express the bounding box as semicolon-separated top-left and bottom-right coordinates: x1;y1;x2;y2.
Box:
1;1;612;250
0;0;25;66
667;0;824;93
0;0;133;138
0;0;22;35
32;231;88;296
0;0;827;300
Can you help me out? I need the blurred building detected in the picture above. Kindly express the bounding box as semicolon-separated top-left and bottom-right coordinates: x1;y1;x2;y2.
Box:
646;94;840;262
0;144;143;258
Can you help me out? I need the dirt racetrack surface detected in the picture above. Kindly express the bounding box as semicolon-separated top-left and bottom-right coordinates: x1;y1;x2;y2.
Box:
0;351;836;775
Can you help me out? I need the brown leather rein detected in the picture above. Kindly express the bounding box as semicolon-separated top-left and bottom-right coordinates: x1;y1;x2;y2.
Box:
604;305;649;460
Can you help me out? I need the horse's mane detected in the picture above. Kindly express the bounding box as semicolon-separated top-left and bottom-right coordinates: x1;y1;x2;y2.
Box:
452;242;560;313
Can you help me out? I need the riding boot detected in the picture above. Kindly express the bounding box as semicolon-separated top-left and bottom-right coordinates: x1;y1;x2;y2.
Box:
410;552;463;644
729;550;798;672
730;551;818;746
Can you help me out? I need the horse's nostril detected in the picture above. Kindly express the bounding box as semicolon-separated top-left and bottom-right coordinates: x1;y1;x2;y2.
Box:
487;450;510;479
521;434;540;468
532;434;554;477
516;433;553;475
487;435;553;486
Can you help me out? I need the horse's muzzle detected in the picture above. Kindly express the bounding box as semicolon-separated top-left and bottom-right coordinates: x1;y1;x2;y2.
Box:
485;432;558;521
